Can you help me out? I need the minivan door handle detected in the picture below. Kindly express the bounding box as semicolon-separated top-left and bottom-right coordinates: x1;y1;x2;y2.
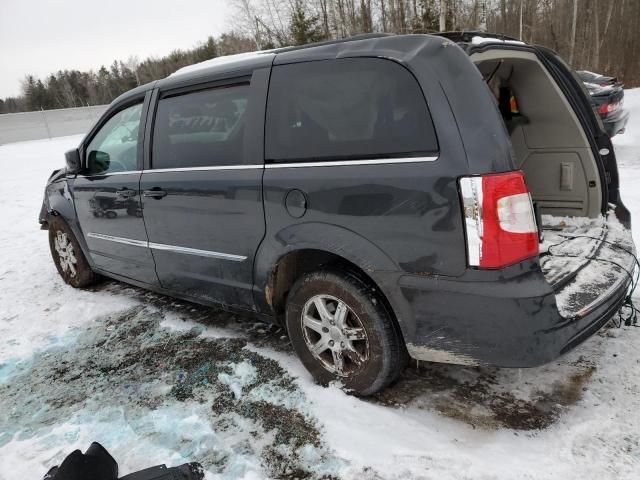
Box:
115;188;137;198
143;188;167;199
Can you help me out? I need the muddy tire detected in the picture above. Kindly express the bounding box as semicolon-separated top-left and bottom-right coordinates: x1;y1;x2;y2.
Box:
48;216;98;288
286;270;407;395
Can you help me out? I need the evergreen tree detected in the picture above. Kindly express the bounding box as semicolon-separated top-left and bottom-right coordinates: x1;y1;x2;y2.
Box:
193;36;219;62
22;75;38;110
289;0;325;46
1;31;263;113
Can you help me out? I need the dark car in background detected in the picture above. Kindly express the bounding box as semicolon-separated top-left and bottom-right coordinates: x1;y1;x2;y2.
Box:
40;33;635;395
578;70;630;137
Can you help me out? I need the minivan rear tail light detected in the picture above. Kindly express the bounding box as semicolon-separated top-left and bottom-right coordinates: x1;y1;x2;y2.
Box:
459;171;539;269
598;101;619;115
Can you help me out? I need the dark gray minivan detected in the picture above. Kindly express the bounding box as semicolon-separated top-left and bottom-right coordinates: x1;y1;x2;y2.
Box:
40;33;636;395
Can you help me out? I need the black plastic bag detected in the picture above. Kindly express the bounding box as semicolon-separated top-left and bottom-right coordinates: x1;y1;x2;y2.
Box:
43;442;204;480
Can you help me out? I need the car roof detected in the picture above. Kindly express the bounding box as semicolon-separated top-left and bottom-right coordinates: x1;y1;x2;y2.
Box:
111;32;529;107
154;33;470;90
108;34;449;110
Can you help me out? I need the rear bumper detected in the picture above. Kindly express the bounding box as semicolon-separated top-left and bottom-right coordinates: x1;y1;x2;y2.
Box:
393;258;632;368
603;108;630;137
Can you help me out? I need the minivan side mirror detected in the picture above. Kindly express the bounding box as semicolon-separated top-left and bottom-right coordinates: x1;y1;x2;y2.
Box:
65;149;82;174
87;150;111;174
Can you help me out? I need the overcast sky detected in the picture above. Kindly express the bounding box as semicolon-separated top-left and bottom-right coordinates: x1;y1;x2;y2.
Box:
0;0;234;98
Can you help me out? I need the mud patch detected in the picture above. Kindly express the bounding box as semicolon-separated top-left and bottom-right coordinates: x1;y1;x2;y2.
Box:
0;305;338;478
375;359;596;431
88;282;598;434
96;281;294;352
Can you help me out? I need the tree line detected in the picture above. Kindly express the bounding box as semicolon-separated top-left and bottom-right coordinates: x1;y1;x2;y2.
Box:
0;33;254;114
2;0;638;114
234;0;639;85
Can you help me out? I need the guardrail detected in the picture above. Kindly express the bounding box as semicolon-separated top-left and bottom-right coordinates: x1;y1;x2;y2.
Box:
0;105;108;144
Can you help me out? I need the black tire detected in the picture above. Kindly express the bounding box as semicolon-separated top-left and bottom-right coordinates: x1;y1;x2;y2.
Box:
48;216;98;288
285;269;407;395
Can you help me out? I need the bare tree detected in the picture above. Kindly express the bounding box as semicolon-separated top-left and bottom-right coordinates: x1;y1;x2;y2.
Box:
479;0;487;31
519;0;523;40
124;56;140;86
569;0;578;64
214;0;639;86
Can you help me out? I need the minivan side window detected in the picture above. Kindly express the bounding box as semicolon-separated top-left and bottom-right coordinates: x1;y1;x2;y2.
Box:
265;58;438;163
85;102;143;175
152;85;249;169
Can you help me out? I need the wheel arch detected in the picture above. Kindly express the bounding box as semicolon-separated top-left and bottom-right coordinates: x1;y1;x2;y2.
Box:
45;179;93;267
253;223;411;340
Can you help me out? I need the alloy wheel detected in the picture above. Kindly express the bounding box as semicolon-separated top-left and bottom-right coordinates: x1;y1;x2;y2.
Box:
54;230;77;277
301;294;369;377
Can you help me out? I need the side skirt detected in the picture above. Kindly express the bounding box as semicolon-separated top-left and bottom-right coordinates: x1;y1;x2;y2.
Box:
92;267;277;324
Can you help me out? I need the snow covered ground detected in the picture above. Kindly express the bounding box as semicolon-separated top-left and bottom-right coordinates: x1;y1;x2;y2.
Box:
1;91;640;479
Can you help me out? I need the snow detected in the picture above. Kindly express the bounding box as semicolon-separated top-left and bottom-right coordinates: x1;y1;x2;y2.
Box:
0;136;138;362
160;311;243;340
540;211;636;318
471;35;526;46
217;361;258;400
1;91;640;479
580;70;603;79
584;81;617;95
613;90;640;248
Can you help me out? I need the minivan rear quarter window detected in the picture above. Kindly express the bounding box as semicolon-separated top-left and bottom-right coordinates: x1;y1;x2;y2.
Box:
265;58;438;163
152;84;249;169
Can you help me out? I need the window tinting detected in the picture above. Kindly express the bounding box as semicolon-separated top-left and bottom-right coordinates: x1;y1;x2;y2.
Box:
152;85;249;169
265;58;437;162
86;102;142;175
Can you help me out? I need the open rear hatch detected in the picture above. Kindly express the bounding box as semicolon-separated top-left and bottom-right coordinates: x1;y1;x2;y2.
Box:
462;40;636;321
540;211;636;320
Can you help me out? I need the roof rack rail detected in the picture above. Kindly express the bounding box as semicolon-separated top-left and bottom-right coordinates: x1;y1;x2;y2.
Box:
271;33;395;54
434;31;520;43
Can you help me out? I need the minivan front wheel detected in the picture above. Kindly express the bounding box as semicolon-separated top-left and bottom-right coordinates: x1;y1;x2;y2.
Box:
48;216;97;288
286;270;406;395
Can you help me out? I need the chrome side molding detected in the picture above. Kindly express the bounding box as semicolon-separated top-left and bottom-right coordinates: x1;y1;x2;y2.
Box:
87;233;247;261
77;157;440;176
87;232;148;248
264;156;439;169
148;242;247;261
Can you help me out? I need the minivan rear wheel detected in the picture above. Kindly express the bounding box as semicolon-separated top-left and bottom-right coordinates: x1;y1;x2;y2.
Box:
48;216;98;288
285;270;406;395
